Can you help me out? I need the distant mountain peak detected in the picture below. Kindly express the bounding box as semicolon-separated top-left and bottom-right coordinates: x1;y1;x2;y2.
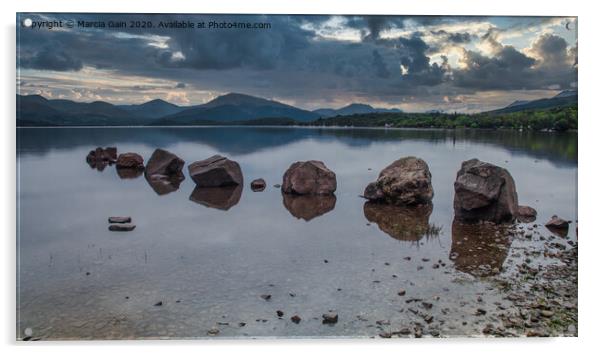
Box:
313;102;401;117
554;89;577;98
204;92;286;108
341;103;374;109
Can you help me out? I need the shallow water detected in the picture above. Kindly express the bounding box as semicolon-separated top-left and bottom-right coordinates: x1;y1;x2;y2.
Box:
16;127;577;339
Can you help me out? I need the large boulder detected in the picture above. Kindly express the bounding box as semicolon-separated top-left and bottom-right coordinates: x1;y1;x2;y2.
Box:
144;149;185;195
145;148;185;177
363;157;433;205
188;155;243;187
281;161;337;196
453;159;518;223
116;153;144;170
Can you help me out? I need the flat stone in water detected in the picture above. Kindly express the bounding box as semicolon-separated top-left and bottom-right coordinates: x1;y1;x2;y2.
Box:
108;216;131;224
108;224;136;232
322;312;338;324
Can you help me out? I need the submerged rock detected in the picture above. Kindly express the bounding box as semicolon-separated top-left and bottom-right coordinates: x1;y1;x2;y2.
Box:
517;205;538;223
363;156;434;205
250;178;266;192
188;155;243;187
453;159;518;223
282;161;337;196
282;193;336;221
116;153;144;170
108;224;136;232
108;216;131;224
449;221;511;277
189;185;242;211
363;202;434;242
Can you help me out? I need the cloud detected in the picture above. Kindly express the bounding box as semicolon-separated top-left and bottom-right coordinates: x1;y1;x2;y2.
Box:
454;32;576;90
20;46;83;71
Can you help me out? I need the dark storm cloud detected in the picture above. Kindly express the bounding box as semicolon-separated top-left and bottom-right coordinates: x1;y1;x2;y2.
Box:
371;50;391;78
453;33;576;90
453;47;535;90
395;34;450;86
430;30;472;44
20;46;83;71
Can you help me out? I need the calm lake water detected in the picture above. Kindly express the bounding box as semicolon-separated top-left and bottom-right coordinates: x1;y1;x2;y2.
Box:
16;127;578;339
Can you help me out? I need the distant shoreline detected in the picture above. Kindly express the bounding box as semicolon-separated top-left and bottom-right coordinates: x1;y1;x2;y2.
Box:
15;125;578;133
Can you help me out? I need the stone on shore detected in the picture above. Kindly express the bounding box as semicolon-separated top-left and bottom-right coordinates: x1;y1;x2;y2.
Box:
453;159;518;223
108;224;136;232
281;160;336;196
545;215;570;236
188;155;243;187
108;216;131;224
250;178;266;192
546;215;570;229
363;156;433;205
517;205;537;222
116;153;144;170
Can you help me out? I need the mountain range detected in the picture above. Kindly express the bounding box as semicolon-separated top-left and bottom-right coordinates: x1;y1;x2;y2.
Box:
489;90;577;114
16;90;577;127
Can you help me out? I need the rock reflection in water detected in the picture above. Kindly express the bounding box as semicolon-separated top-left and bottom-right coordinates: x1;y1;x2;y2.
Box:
116;167;143;179
363;202;435;242
145;173;185;195
86;159;109;171
282;193;336;221
450;221;512;277
189;185;242;210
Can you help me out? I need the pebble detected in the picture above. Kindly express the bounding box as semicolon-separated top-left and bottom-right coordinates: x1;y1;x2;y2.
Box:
291;315;301;324
322;312;338;324
207;327;219;336
276;310;284;317
398;289;406;296
260;294;271;301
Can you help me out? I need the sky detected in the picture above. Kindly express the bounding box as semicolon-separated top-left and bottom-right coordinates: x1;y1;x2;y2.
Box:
16;14;577;112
